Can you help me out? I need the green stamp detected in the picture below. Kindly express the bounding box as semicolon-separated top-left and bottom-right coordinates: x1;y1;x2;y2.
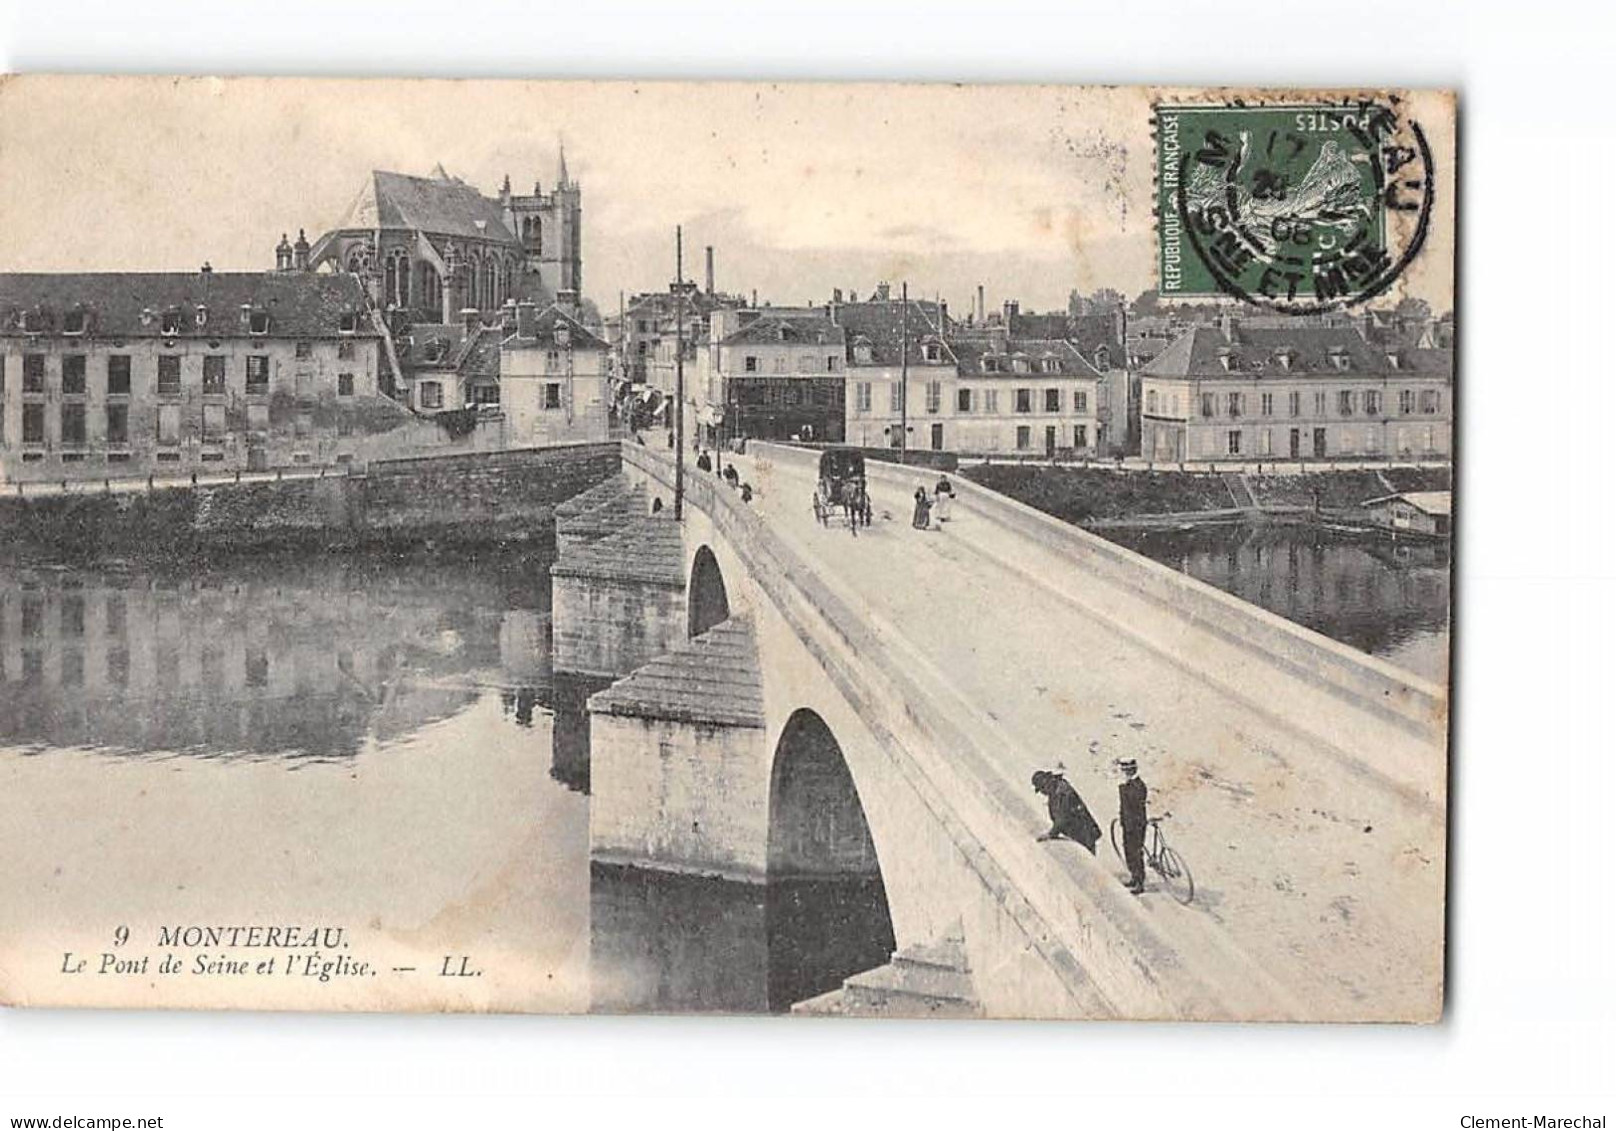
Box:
1155;98;1433;312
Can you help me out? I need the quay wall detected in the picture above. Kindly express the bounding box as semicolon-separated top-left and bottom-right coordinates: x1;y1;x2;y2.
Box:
0;442;621;558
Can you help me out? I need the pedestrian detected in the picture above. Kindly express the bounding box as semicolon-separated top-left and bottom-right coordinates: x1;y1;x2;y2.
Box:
696;449;712;473
740;482;753;503
651;496;664;514
1117;759;1149;894
1032;770;1101;854
912;486;932;529
723;464;739;488
934;474;955;522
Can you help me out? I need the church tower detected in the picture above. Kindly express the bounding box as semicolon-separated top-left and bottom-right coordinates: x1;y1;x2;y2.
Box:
551;142;583;296
500;141;582;299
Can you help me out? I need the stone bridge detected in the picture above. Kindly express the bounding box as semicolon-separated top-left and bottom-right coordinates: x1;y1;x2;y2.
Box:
549;440;1448;1021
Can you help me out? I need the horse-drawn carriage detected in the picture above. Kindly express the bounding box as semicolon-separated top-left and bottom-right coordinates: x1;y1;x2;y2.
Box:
812;447;871;532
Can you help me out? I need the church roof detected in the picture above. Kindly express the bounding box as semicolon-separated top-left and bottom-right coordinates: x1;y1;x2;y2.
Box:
333;169;517;244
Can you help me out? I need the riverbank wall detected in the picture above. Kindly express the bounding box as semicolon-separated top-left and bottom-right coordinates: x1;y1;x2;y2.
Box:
964;463;1451;529
0;442;621;559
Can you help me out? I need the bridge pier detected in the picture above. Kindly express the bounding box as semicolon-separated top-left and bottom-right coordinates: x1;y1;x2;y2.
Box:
550;514;686;680
587;616;771;881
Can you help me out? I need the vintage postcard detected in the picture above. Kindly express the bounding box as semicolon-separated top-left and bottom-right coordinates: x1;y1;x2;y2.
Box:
0;77;1454;1020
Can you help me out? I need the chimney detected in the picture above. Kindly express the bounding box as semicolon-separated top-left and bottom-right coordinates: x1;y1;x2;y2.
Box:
705;246;715;295
939;299;949;327
200;262;213;275
461;307;480;334
293;228;310;271
1220;311;1239;343
1003;299;1020;325
751;289;758;308
875;281;891;302
977;284;986;325
516;301;537;339
275;234;293;273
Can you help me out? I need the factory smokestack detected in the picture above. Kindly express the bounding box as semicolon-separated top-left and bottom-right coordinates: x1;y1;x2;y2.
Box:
705;246;715;295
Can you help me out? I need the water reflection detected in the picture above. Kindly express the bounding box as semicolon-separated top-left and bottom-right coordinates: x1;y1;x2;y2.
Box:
0;554;554;759
0;549;889;1013
1100;522;1451;682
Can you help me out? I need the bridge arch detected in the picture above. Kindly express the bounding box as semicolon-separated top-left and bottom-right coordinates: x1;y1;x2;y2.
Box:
687;545;730;638
765;707;896;1010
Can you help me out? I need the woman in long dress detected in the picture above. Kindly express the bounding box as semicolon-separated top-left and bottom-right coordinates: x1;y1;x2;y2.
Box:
912;487;932;529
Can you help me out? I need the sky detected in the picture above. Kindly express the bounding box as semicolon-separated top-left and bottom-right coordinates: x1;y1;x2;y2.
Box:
0;77;1454;316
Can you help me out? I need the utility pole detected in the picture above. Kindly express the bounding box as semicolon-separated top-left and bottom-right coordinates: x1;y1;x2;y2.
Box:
674;226;686;521
899;281;909;465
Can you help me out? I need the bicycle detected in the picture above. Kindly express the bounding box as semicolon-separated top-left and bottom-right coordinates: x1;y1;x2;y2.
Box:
1110;812;1195;905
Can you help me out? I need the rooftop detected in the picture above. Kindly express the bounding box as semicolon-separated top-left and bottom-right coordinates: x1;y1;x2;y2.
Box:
331;168;517;244
0;272;375;339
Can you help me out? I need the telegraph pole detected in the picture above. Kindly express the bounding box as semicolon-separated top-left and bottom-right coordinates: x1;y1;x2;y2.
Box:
899;280;909;465
674;226;686;521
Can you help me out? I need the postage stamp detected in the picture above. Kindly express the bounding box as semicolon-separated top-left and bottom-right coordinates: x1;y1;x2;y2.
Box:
1156;97;1434;312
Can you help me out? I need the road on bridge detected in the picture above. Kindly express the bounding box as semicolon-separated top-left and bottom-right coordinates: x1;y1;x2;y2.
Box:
716;447;1445;1021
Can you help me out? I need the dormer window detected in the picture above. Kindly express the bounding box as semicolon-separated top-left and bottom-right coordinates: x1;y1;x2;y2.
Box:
1093;346;1110;370
555;326;571;347
339;312;359;335
161;310;183;336
1386;352;1402;370
1275;350;1293;372
1012;357;1031;374
923;340;942;363
1042;357;1062;374
194;305;209;329
982;356;999;373
249;311;270;335
1217;351;1237;372
62;310;86;336
1328;350;1350;371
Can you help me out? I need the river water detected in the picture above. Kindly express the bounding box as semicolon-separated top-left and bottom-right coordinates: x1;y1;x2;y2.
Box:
1097;522;1451;683
0;548;879;1014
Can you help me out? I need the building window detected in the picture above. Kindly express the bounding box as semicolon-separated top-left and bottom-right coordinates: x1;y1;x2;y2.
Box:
1289;391;1302;417
1094;347;1110;370
107;355;131;396
744;355;759;374
249;312;270;335
472;384;500;405
203;403;226;440
338;373;355;397
927;380;942;414
420;381;444;409
22;404;45;443
1259;428;1273;456
1200;392;1215;418
340;313;360;335
1365;390;1382;416
889;383;905;413
245;355;270;394
1146;389;1158;414
1328;350;1350;371
855;382;872;413
157;404;181;444
296;341;313;359
23;354;45;393
1227;392;1243;418
957;388;973;414
61;310;86;335
1015;425;1031;450
1227;429;1242;455
338;341;355;361
1042;358;1061;374
1400;389;1415;414
106;404;129;445
161;310;183;335
543;383;562;409
1337;389;1355;416
1314;391;1328;416
982;357;998;374
827;355;839;372
157;355;181;395
1074;425;1088;449
1074;391;1088;414
1015;389;1033;414
62;355;87;395
1261;392;1273;416
203;355;226;394
1044;388;1061;412
772;357;787;375
1420;389;1442;414
924;342;942;362
983;388;998;414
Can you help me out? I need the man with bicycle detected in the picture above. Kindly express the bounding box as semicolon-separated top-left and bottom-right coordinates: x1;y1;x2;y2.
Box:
1118;759;1148;894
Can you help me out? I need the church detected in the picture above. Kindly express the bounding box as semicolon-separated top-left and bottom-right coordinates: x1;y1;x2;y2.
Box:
274;147;581;323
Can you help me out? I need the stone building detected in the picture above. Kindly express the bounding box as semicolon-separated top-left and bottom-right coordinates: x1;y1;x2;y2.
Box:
501;302;613;448
1139;318;1453;463
280;151;581;323
0;270;404;485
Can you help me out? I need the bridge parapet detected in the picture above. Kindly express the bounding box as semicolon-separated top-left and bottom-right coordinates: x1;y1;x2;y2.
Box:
621;439;1298;1021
